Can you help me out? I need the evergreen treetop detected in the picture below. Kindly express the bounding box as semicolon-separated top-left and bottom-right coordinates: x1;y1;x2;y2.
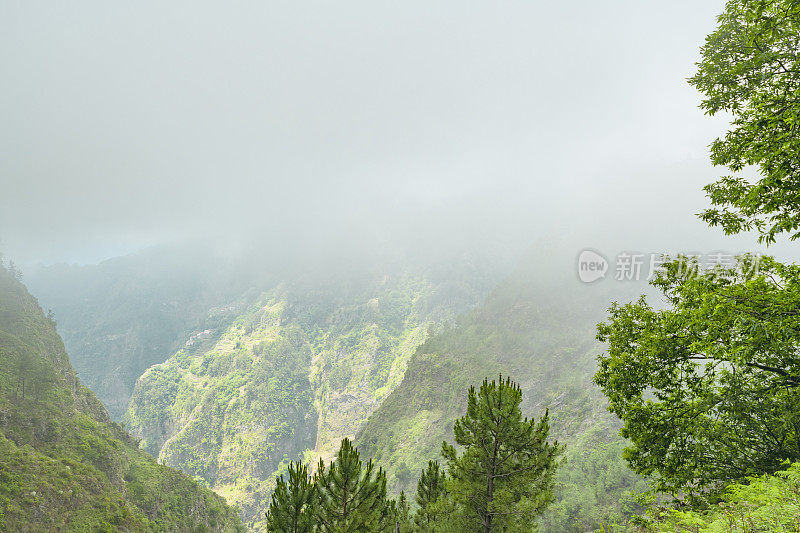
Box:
442;375;563;532
315;438;392;532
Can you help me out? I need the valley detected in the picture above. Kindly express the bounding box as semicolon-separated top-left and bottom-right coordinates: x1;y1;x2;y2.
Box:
29;246;648;531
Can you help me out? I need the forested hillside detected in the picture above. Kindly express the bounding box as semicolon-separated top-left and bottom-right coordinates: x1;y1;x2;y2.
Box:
123;258;499;530
26;246;250;419
356;254;648;531
24;244;653;530
0;260;243;531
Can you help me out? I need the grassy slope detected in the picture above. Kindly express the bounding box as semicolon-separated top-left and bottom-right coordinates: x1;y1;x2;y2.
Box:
124;262;495;531
356;258;649;531
0;263;243;532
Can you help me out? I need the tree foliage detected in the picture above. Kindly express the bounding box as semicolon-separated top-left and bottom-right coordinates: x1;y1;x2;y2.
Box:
389;492;412;533
691;0;800;243
264;377;563;532
441;376;562;532
314;438;392;532
266;461;316;533
647;462;800;532
413;460;447;531
595;255;800;500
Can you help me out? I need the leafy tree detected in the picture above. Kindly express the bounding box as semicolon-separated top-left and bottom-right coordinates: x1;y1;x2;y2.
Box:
595;255;800;501
691;0;800;243
315;438;392;532
266;461;316;533
441;376;563;532
413;460;446;531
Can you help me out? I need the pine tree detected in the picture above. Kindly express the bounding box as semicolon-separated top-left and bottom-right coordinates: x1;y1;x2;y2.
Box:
413;461;446;531
265;461;316;533
315;438;391;532
441;376;562;532
393;492;411;533
383;493;411;533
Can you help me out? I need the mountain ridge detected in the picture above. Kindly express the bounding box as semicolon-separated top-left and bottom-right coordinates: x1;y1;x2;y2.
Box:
122;258;501;530
0;261;243;531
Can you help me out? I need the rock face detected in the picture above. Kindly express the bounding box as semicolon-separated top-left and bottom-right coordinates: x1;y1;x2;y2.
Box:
123;262;495;530
0;262;243;532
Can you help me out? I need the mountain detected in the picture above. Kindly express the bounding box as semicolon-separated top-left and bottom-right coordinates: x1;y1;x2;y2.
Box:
25;245;251;419
24;242;650;530
355;252;649;531
0;261;243;531
122;257;500;530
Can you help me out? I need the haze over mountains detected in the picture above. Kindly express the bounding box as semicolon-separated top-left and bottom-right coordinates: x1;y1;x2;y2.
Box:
1;0;763;268
22;239;644;530
0;261;243;531
5;0;800;530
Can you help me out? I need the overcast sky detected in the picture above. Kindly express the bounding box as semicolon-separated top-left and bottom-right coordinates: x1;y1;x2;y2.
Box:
5;0;789;266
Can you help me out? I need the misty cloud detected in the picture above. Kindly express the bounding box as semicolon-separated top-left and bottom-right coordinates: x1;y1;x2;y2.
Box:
4;0;774;265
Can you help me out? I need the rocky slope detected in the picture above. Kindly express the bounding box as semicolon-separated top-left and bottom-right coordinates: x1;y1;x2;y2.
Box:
27;243;652;530
123;259;497;530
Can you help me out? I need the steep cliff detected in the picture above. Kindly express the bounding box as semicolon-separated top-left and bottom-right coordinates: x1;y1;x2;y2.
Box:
123;260;496;530
0;262;243;531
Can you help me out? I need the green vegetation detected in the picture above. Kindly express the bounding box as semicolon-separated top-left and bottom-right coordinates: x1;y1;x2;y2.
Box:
592;0;800;525
440;377;561;532
265;462;316;533
0;260;242;531
645;462;800;532
596;255;800;501
315;438;392;531
395;493;412;533
124;264;493;530
265;439;398;532
266;377;560;532
16;1;800;528
356;266;646;531
539;423;646;531
125;296;318;528
26;247;248;418
413;461;446;531
692;0;800;243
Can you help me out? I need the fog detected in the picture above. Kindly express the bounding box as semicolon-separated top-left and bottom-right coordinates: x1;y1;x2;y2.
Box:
3;0;791;267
